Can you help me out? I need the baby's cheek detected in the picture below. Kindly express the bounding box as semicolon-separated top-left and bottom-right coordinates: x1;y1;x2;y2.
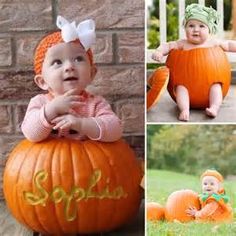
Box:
85;71;93;81
79;66;90;74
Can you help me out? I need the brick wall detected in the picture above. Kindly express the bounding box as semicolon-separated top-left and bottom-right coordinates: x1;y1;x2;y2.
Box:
0;0;145;199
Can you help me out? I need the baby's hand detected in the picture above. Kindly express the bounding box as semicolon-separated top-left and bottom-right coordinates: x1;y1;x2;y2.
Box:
52;114;81;132
45;89;85;121
186;206;197;217
152;50;164;62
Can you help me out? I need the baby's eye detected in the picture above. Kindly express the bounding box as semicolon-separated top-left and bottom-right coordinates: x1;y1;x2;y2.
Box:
188;24;194;28
75;56;84;62
51;59;62;66
200;24;206;28
203;182;207;185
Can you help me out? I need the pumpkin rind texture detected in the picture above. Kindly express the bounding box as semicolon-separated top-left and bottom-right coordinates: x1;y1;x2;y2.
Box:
3;138;142;234
147;66;169;110
165;189;200;222
147;202;165;221
166;47;231;108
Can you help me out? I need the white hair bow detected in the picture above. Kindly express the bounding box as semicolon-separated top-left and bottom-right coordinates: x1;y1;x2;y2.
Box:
56;15;96;51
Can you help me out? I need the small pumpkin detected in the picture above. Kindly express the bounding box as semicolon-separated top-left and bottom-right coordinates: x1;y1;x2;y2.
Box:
165;189;200;222
3;138;142;235
147;66;169;110
147;202;165;221
166;47;231;108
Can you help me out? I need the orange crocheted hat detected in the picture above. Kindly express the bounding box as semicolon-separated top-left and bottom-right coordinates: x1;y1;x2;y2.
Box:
201;169;224;182
34;31;94;75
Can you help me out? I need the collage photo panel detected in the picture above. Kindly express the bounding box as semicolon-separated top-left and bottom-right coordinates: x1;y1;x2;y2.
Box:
146;0;236;236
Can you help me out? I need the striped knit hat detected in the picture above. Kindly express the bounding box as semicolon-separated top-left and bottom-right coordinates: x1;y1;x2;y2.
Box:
201;169;224;182
34;16;96;75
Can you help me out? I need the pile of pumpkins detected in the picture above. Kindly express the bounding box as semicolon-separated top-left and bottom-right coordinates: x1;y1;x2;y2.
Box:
147;189;200;222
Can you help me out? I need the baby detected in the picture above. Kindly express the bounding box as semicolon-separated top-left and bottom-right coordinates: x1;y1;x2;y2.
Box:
186;169;233;222
21;16;122;142
152;3;236;121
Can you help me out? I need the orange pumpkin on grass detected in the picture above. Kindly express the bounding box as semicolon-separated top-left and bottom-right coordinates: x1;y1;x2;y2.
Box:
165;189;200;222
3;138;142;235
147;202;165;221
147;66;169;110
166;47;231;108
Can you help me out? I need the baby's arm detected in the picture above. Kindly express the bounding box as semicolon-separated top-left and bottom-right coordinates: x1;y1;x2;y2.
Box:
152;40;183;62
44;89;84;121
21;95;54;142
21;89;83;142
52;115;100;140
52;96;123;142
92;98;123;141
187;201;219;220
195;201;219;220
219;39;236;52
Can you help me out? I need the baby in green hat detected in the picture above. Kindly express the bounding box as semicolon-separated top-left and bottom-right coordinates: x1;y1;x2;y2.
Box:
152;3;236;121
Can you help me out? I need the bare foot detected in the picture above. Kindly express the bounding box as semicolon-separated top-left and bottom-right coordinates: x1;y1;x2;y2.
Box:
205;105;219;118
178;110;189;121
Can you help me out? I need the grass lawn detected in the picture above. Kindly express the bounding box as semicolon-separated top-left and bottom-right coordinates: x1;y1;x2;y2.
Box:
147;169;236;236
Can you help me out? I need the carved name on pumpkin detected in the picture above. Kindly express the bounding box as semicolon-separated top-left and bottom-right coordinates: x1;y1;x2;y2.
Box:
23;169;128;221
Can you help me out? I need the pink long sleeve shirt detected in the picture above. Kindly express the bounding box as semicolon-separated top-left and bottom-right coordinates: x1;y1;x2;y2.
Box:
21;91;123;142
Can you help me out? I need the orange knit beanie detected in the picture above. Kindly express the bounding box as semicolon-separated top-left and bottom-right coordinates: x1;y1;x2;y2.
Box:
34;31;94;75
201;169;224;182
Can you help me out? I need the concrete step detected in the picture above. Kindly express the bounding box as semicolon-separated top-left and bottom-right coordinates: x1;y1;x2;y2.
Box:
147;85;236;123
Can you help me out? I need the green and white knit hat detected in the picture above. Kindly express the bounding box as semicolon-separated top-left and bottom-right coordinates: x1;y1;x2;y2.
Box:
183;3;220;34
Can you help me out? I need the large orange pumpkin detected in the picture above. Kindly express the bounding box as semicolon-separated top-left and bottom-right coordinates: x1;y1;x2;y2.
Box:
147;66;169;111
147;202;165;221
165;189;200;222
3;138;142;234
166;47;231;108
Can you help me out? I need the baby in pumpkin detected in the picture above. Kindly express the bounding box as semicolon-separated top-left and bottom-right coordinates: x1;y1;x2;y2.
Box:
21;16;122;142
186;169;233;222
152;3;236;121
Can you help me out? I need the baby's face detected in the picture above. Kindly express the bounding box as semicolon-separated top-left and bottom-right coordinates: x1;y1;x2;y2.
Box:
185;19;210;45
202;176;220;195
41;42;93;96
